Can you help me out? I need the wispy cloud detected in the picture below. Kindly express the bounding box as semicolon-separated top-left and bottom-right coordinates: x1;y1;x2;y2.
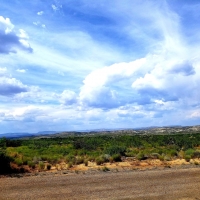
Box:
0;0;200;133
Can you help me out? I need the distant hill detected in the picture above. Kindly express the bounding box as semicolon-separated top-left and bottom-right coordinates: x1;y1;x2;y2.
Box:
1;125;200;139
0;131;58;139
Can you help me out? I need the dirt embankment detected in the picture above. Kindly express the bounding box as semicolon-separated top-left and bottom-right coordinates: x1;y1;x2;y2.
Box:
1;167;200;200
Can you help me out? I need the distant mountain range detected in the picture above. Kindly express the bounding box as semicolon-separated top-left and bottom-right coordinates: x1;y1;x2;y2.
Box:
0;131;58;139
1;125;200;139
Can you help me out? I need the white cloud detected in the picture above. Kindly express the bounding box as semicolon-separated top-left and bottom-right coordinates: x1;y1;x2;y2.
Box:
82;58;146;88
33;21;46;29
0;16;33;54
16;69;26;73
52;4;58;11
0;16;14;34
37;11;44;16
59;90;77;105
0;77;28;96
1;0;200;132
33;21;39;26
78;1;200;111
190;110;200;118
18;29;29;39
0;67;7;76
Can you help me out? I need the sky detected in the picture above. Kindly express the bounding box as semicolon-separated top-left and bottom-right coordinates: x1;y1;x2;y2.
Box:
0;0;200;133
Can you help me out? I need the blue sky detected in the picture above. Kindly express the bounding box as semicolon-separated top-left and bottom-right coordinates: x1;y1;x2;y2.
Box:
0;0;200;133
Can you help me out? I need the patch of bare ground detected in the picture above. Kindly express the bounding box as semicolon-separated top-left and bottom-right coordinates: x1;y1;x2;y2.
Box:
1;167;200;200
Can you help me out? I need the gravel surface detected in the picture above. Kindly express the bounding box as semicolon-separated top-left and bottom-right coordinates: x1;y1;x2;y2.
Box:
1;168;200;200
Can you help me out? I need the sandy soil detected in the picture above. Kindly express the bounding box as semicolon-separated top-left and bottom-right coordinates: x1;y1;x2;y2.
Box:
1;167;200;200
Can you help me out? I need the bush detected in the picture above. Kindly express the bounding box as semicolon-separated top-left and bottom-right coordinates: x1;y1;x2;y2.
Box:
39;161;45;170
111;154;121;162
27;161;35;169
65;155;75;164
192;150;200;158
185;149;195;156
105;146;126;156
95;157;105;165
102;154;110;162
184;155;191;162
67;162;73;169
158;155;164;161
151;153;160;159
169;149;178;157
194;161;199;165
136;153;148;161
84;159;88;166
164;155;171;161
14;158;23;166
0;150;13;174
33;156;41;164
75;156;84;165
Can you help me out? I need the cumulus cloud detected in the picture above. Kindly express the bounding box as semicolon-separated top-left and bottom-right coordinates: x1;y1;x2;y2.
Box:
79;58;146;108
79;1;200;110
59;90;77;105
0;77;28;96
0;67;34;97
79;85;119;108
0;16;33;54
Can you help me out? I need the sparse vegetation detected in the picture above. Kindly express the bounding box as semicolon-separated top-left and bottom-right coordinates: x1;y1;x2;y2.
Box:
1;131;200;174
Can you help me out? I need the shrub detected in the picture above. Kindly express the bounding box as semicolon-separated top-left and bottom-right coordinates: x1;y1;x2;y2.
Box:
65;155;75;164
178;150;185;159
102;154;110;162
87;156;95;162
158;155;164;161
184;155;191;162
95;157;105;165
27;161;35;169
33;156;41;164
192;150;200;158
170;150;178;157
14;158;23;166
39;161;45;170
136;153;148;161
112;154;121;162
75;156;84;165
84;159;88;166
164;155;171;161
67;162;73;169
22;157;30;165
109;156;114;163
151;153;160;159
0;150;13;174
105;146;126;156
194;161;199;165
185;149;195;156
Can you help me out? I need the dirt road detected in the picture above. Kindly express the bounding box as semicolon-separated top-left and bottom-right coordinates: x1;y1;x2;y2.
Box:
1;168;200;200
